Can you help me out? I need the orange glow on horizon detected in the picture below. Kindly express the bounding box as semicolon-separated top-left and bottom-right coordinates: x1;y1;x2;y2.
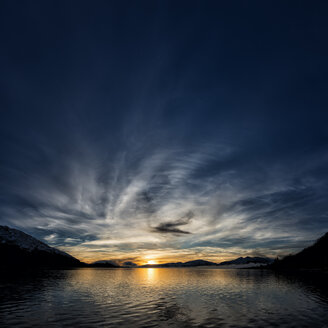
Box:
146;260;157;265
59;244;277;266
61;250;242;266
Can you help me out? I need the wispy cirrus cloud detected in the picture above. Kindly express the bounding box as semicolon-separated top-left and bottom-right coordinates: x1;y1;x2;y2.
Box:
1;0;328;263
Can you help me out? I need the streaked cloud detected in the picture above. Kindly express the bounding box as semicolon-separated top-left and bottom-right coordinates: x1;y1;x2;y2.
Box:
1;1;328;263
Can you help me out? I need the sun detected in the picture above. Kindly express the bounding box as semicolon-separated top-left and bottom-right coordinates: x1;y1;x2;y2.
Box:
147;260;156;265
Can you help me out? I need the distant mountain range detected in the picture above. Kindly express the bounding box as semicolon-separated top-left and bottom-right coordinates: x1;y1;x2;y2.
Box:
1;225;327;271
218;256;274;266
90;260;120;268
0;225;274;269
0;225;83;268
139;257;273;268
140;259;218;268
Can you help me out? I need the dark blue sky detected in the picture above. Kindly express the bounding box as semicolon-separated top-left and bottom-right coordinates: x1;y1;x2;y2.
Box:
1;1;328;263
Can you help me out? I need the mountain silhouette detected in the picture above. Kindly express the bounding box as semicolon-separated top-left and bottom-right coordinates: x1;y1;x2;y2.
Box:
218;256;273;266
138;257;273;268
139;259;218;268
5;225;326;271
89;260;120;268
270;232;328;270
0;226;83;268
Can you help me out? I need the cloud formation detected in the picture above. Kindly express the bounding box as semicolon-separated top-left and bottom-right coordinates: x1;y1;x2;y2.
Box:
1;1;328;263
151;211;194;234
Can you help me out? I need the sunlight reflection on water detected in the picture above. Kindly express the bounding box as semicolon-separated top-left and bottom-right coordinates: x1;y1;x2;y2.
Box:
1;268;328;327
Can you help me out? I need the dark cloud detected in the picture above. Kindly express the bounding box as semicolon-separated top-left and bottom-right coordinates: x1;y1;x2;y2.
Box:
152;222;191;235
152;212;194;235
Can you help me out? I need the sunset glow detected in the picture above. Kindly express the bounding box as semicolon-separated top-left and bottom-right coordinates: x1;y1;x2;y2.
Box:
147;260;156;265
1;2;328;327
1;0;328;270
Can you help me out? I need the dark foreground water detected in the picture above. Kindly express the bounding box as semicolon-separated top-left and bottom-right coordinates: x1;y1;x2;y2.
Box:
1;268;328;328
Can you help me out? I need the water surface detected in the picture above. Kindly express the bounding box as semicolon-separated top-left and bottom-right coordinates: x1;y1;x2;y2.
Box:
1;268;328;327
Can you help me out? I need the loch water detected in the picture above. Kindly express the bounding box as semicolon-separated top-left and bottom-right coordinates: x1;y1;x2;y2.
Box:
1;268;328;328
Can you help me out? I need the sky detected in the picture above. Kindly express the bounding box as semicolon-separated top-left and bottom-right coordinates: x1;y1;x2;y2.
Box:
1;1;328;265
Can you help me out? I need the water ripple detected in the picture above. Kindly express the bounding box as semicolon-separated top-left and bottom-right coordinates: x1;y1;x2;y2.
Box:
1;268;328;328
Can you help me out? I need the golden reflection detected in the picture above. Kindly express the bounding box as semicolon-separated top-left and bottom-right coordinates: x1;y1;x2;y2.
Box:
70;267;256;295
131;267;240;287
145;268;156;282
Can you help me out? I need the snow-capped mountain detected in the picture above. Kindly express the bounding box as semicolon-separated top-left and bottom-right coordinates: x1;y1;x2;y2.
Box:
0;225;82;268
0;225;72;257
